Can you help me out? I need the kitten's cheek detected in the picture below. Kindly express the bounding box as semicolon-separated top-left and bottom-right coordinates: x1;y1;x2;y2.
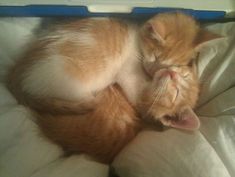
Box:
164;96;175;108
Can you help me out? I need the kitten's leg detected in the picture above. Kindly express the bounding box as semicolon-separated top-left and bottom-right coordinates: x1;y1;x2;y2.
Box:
116;60;151;105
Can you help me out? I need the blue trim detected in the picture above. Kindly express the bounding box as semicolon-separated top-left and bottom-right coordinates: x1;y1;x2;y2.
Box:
132;8;226;20
0;5;226;20
0;6;89;16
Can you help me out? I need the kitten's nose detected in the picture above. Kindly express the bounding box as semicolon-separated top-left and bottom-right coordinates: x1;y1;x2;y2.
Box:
162;70;177;80
169;70;177;79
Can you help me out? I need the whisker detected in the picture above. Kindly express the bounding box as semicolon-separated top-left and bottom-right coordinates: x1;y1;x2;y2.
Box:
172;87;179;103
145;77;169;117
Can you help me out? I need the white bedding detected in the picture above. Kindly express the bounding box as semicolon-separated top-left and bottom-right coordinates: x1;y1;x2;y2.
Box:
0;18;234;177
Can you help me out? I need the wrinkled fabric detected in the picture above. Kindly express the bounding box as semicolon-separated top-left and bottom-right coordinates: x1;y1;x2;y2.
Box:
0;18;234;177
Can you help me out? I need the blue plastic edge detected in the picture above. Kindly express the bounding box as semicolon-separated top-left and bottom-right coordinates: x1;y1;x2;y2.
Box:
0;5;226;20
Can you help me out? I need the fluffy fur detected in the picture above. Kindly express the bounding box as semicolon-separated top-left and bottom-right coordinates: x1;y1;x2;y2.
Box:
7;12;220;163
37;85;141;163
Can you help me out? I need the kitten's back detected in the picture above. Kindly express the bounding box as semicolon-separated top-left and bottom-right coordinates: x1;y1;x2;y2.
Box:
7;18;134;113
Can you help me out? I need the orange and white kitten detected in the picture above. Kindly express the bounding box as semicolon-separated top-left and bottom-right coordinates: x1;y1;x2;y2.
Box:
7;12;219;163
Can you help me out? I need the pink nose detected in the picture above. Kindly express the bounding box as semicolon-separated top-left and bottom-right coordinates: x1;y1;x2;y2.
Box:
162;70;177;80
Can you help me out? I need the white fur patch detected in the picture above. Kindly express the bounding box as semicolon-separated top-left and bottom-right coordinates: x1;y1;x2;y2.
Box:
22;54;124;101
116;26;150;104
81;56;124;96
22;56;89;101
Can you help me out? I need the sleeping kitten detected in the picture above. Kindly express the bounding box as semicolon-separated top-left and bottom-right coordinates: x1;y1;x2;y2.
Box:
7;12;219;163
139;66;200;130
37;66;198;163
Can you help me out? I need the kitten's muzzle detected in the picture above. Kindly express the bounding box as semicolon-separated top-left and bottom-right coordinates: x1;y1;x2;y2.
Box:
161;70;177;80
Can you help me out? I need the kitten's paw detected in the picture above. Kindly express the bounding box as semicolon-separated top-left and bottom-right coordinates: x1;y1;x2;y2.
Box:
153;69;168;82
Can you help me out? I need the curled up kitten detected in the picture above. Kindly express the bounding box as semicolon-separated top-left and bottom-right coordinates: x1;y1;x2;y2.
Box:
7;12;220;163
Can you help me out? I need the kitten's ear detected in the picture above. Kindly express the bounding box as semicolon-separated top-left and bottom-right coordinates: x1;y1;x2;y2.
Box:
145;21;166;44
169;107;200;131
194;29;222;51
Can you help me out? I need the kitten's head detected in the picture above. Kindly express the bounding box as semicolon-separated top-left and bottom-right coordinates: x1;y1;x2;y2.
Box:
139;12;221;130
139;12;220;72
141;66;200;131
